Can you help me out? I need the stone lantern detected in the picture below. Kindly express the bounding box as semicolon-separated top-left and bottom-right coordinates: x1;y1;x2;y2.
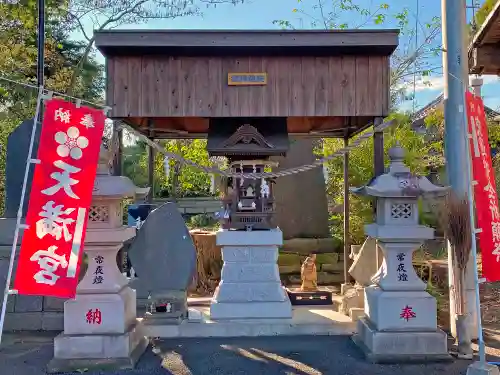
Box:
351;145;450;363
48;143;150;373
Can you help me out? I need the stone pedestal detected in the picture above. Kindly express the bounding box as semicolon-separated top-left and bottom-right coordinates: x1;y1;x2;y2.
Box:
210;229;292;320
353;317;450;363
467;362;500;375
352;241;450;362
350;145;451;363
0;218;65;331
47;228;148;373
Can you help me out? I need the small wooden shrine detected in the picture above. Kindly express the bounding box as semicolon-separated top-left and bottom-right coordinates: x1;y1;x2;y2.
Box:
206;120;288;230
95;28;399;287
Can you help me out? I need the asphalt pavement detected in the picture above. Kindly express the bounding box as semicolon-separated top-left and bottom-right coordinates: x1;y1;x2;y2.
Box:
0;334;490;375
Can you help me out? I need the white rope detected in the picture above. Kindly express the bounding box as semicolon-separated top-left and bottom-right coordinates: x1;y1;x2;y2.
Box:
118;120;396;179
0;75;110;113
0;73;398;180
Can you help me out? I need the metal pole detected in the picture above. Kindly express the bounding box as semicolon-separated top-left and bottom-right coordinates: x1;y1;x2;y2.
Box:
343;137;350;286
37;0;45;87
468;77;486;362
463;104;485;363
0;88;45;345
442;0;479;342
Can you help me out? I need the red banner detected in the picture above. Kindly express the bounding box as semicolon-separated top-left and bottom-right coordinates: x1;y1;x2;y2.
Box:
14;99;105;298
465;91;500;282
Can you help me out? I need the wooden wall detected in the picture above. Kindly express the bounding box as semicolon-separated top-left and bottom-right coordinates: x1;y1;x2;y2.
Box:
107;55;390;118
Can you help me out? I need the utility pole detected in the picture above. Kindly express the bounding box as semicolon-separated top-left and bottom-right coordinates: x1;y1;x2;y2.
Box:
37;0;45;87
441;0;478;341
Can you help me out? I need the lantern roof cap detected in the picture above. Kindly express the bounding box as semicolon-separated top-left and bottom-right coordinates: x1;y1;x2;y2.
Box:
350;144;449;198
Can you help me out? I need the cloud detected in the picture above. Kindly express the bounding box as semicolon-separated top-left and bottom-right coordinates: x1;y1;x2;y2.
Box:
397;74;499;93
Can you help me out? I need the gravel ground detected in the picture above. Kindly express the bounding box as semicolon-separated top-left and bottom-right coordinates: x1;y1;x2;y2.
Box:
2;334;496;375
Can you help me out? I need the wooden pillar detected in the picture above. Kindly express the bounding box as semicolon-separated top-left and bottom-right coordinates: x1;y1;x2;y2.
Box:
112;126;123;176
147;120;155;204
373;117;384;269
343;136;350;285
373;117;385;178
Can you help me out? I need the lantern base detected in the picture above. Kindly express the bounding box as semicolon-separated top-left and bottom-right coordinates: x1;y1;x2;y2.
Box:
352;317;451;363
47;320;148;374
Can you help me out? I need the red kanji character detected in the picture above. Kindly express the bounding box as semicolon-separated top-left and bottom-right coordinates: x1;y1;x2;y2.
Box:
400;305;416;321
85;308;102;325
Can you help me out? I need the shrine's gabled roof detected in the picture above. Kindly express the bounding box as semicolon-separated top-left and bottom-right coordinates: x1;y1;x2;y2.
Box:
411;93;500;132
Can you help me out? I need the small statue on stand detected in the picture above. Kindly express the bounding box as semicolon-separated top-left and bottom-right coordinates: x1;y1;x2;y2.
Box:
300;254;318;291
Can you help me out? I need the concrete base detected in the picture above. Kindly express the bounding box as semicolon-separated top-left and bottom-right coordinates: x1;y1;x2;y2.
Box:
210;229;292;320
143;306;355;338
349;307;365;321
365;287;437;331
352;317;451;363
47;321;148;373
467;362;500;375
210;300;293;319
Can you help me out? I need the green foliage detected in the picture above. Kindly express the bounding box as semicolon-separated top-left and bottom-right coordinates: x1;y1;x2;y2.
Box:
122;139;217;199
424;107;500;170
475;0;498;28
325;114;431;244
164;140;214;198
0;1;104;215
188;214;219;230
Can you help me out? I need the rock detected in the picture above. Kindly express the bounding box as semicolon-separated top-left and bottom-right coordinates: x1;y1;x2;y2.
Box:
279;265;301;274
278;253;301;266
128;203;196;320
340;285;365;315
280;237;342;255
321;262;344;272
348;237;383;286
4;118;40;218
317;272;343;285
316;253;339;265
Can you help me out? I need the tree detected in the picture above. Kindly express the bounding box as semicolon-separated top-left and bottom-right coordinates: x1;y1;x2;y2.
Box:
474;0;498;29
122;139;217;199
424;107;500;187
0;1;104;215
271;0;441;240
325;113;431;244
275;0;441;106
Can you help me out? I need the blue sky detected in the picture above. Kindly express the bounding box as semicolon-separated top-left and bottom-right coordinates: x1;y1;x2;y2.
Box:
80;0;500;112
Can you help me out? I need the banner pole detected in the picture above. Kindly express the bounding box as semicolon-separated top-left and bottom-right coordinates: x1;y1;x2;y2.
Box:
464;92;486;363
0;87;45;345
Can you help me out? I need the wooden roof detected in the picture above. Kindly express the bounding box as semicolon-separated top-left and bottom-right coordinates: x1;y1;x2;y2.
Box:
95;29;399;57
469;0;500;75
96;29;399;139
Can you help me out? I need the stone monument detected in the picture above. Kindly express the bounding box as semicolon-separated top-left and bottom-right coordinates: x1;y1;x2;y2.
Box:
48;143;150;373
128;202;197;324
340;237;383;320
0;119;65;331
351;145;451;363
207;119;292;319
